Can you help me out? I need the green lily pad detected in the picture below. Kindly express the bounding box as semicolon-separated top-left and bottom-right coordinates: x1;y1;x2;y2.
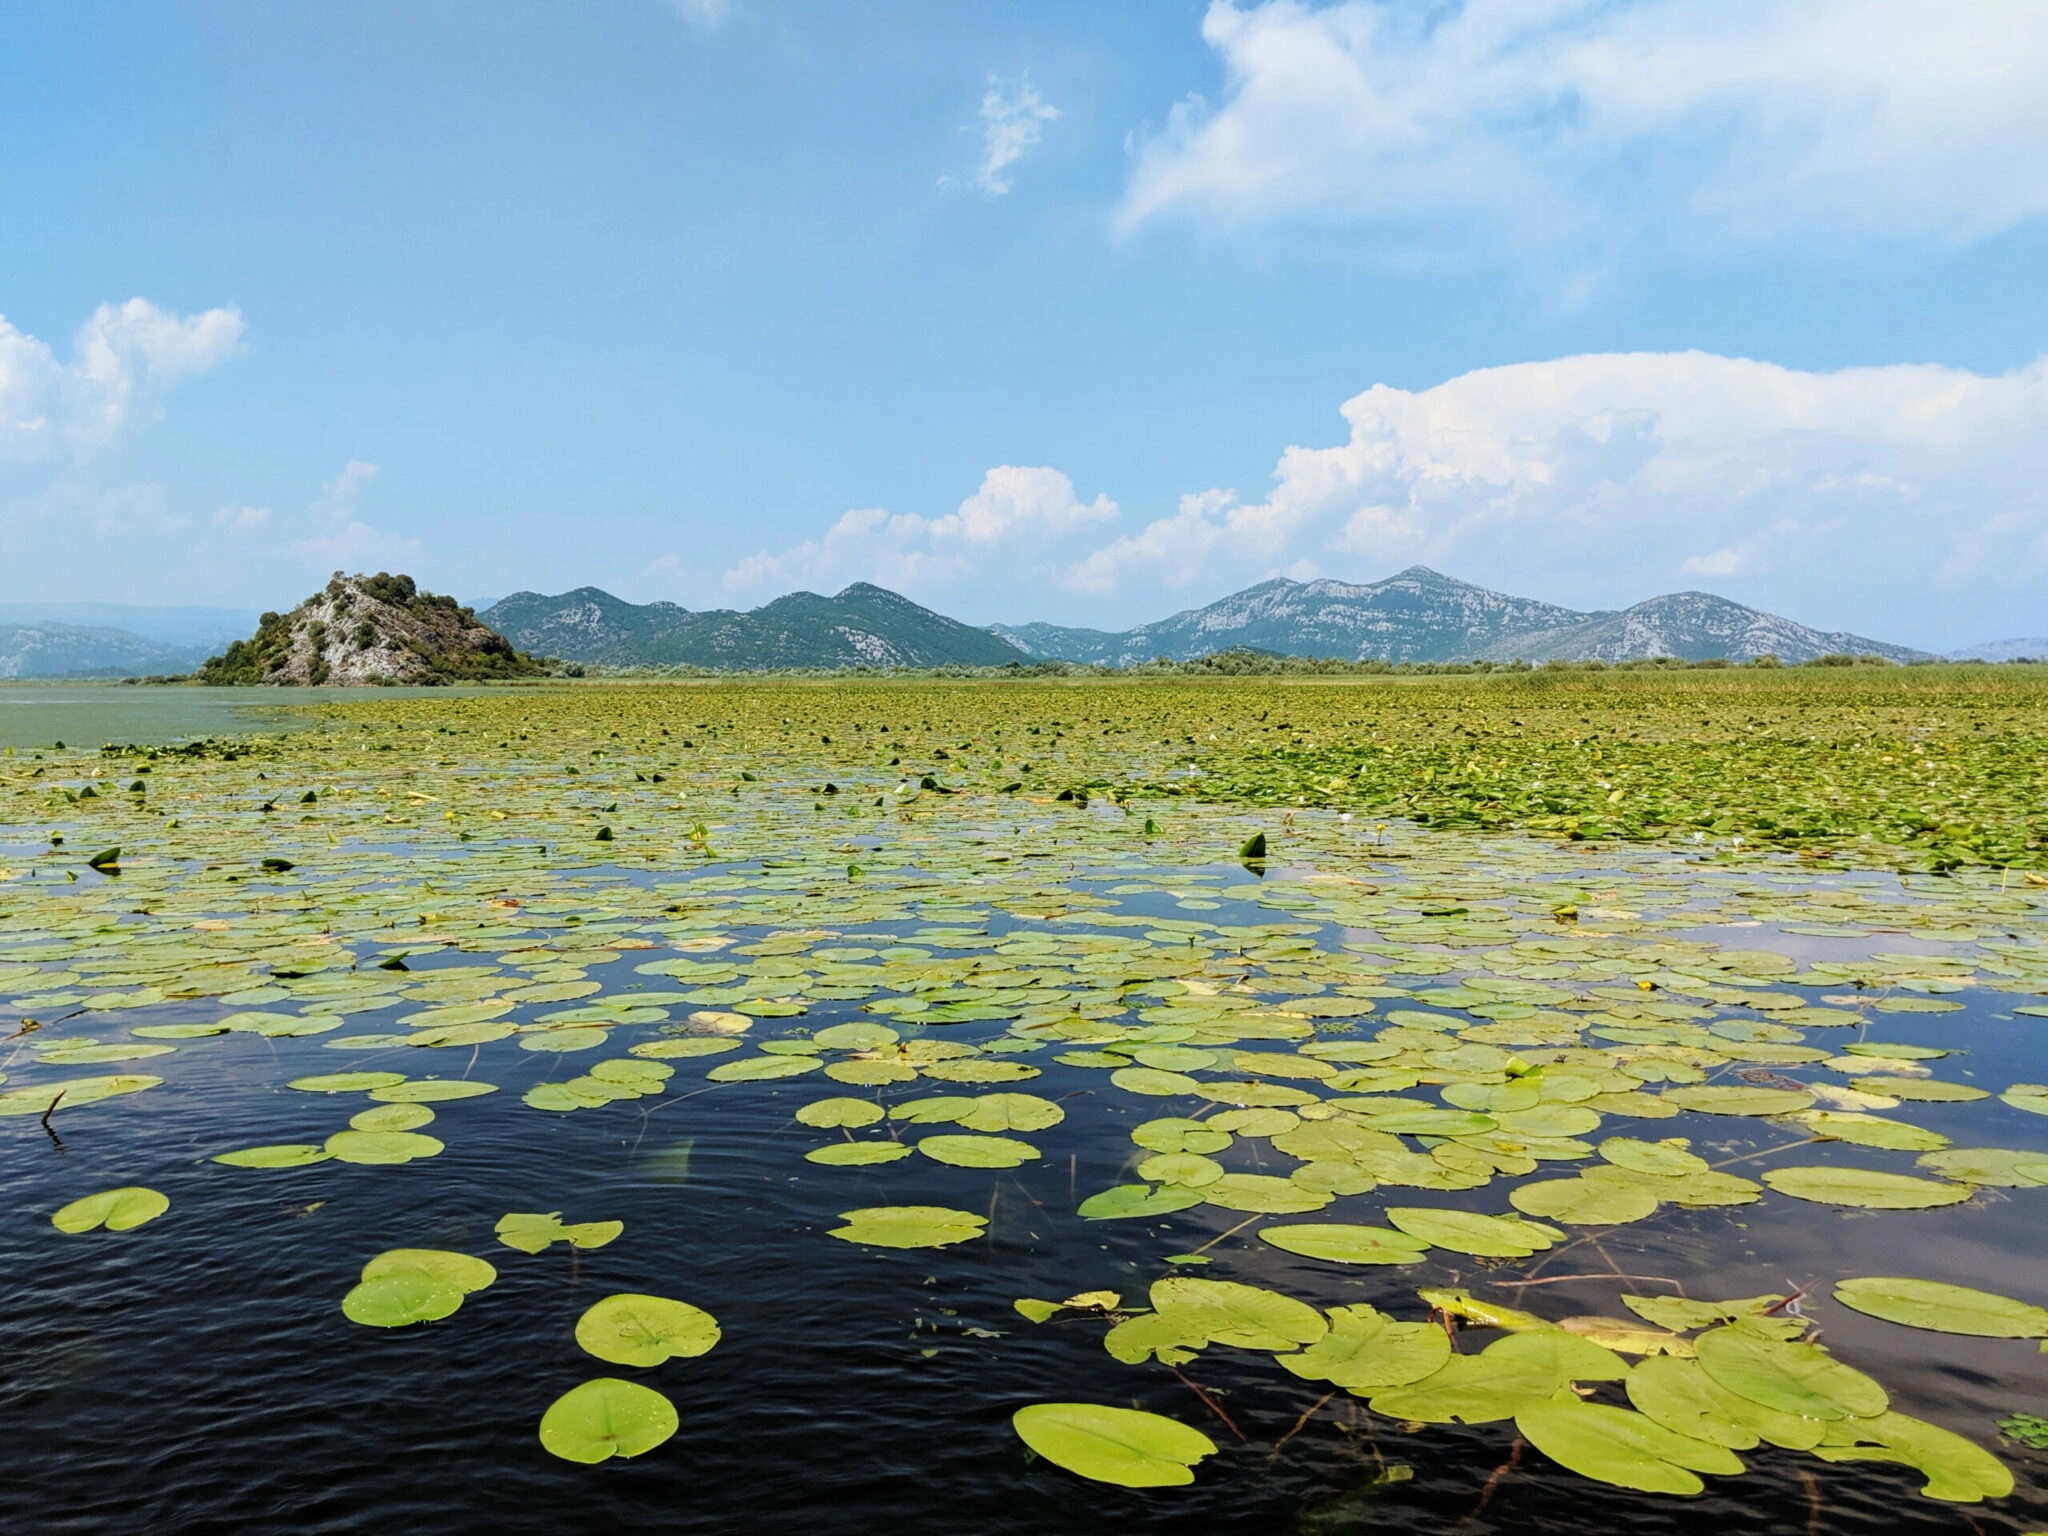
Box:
706;1054;822;1082
1200;1172;1330;1214
51;1186;169;1233
1516;1396;1745;1494
1278;1303;1450;1389
495;1212;625;1253
1798;1111;1950;1151
807;1141;914;1166
828;1205;987;1248
1809;1411;2013;1502
1832;1277;2048;1337
1076;1183;1207;1220
361;1247;498;1292
795;1097;886;1129
1259;1223;1432;1265
324;1129;445;1165
1662;1085;1816;1116
1625;1354;1824;1450
350;1103;435;1132
341;1272;463;1328
1131;1118;1233;1154
288;1071;407;1093
575;1293;721;1366
212;1143;334;1169
1011;1402;1217;1488
916;1133;1039;1167
1509;1177;1661;1226
1693;1326;1887;1420
956;1092;1066;1133
1848;1077;1989;1103
1760;1166;1972;1209
539;1378;679;1464
1385;1207;1561;1258
1915;1147;2048;1187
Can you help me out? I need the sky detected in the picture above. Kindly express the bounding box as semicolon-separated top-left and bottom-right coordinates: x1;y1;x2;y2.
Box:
3;0;2046;651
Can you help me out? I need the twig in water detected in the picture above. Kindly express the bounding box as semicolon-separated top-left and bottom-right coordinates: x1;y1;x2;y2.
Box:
1271;1391;1337;1458
1798;1468;1824;1536
1190;1214;1261;1257
1465;1436;1523;1523
1712;1136;1821;1170
1168;1367;1248;1443
1493;1272;1680;1290
40;1089;67;1152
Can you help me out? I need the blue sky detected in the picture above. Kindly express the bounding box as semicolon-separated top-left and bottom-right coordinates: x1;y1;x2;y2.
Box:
3;0;2046;649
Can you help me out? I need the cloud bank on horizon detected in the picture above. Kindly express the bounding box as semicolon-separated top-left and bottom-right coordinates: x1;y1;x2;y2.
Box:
725;349;2048;640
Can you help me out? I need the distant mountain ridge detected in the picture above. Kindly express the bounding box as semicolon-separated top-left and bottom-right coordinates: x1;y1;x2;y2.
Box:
0;622;210;680
481;582;1027;670
1948;637;2048;662
993;567;1929;666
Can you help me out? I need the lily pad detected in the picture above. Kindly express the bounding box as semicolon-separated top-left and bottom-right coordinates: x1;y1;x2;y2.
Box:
213;1143;333;1169
1832;1277;2048;1337
828;1205;987;1249
538;1378;679;1464
1516;1396;1745;1494
1809;1411;2013;1502
807;1141;914;1166
1076;1183;1206;1220
575;1293;721;1366
1259;1223;1432;1265
495;1212;625;1254
1694;1326;1887;1420
794;1097;886;1129
51;1186;169;1233
1760;1166;1972;1209
324;1129;445;1165
1011;1402;1217;1488
342;1272;463;1328
1385;1207;1561;1258
917;1133;1039;1168
1662;1084;1816;1116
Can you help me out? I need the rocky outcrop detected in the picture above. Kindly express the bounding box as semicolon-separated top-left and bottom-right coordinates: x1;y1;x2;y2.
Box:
197;572;547;685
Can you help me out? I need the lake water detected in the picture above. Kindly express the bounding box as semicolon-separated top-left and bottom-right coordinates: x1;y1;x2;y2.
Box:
2;688;2045;1534
0;683;514;750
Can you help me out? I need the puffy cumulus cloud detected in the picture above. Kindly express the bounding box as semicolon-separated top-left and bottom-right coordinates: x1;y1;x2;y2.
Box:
1120;0;2048;268
950;74;1060;198
292;460;422;571
0;299;243;458
725;465;1116;597
1067;351;2048;643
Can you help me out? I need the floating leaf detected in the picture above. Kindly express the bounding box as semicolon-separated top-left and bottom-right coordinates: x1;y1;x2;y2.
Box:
1278;1303;1449;1389
795;1097;886;1129
1516;1396;1745;1494
51;1186;168;1233
807;1142;913;1166
575;1293;720;1366
1011;1403;1216;1488
1810;1412;2013;1502
325;1129;445;1165
342;1273;463;1328
1760;1166;1971;1209
538;1378;679;1464
1832;1277;2048;1337
288;1071;407;1094
213;1143;333;1169
917;1133;1038;1168
495;1212;625;1253
828;1205;987;1249
1509;1177;1661;1226
1662;1085;1815;1116
1076;1183;1205;1220
1385;1207;1560;1258
1626;1353;1823;1450
1259;1223;1431;1265
706;1055;822;1082
1693;1326;1887;1420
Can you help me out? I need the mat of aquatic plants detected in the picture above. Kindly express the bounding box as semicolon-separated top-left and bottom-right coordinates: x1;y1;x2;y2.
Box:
4;677;2048;1534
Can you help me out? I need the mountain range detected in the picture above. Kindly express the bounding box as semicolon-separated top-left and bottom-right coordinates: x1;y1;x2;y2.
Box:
1002;566;1931;666
0;568;2002;678
480;583;1026;670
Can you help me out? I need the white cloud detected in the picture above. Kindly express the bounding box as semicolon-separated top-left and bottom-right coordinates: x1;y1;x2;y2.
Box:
1120;0;2048;270
1065;350;2048;641
0;298;242;459
726;465;1116;597
662;0;730;28
950;74;1060;197
213;504;271;531
292;460;423;572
